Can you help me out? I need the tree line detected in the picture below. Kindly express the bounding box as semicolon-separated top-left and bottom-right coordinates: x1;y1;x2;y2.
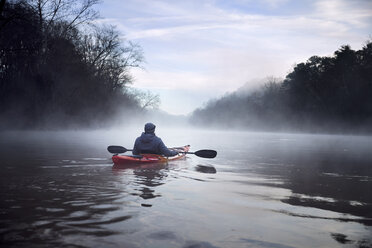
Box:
191;41;372;133
0;0;159;129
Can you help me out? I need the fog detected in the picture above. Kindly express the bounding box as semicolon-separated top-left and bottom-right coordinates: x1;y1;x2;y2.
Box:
1;1;372;246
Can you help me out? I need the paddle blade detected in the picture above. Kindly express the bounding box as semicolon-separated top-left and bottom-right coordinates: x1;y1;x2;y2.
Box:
194;149;217;158
107;145;127;154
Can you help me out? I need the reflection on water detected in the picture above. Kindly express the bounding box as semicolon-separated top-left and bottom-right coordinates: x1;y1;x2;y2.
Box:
195;165;217;174
0;130;371;248
243;138;372;227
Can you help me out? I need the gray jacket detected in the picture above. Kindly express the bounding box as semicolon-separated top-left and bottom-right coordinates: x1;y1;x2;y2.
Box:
132;132;178;157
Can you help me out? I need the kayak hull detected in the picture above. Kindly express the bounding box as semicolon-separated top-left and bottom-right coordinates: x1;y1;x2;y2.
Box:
112;145;190;166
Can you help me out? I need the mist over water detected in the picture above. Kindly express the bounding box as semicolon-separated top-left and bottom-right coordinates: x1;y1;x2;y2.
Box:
0;129;371;248
2;1;371;247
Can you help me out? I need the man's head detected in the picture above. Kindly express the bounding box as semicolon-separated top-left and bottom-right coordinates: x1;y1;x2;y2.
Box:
144;122;156;134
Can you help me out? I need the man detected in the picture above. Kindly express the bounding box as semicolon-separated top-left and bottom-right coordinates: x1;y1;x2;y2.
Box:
132;123;178;157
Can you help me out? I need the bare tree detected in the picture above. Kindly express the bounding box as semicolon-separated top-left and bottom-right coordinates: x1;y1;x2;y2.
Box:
0;1;147;128
140;90;160;110
79;25;144;92
130;89;161;110
27;0;99;35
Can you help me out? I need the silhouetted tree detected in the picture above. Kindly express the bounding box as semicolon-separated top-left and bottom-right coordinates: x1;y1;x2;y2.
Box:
0;0;145;128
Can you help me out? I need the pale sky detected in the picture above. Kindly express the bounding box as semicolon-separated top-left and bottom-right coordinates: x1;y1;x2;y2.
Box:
97;0;372;115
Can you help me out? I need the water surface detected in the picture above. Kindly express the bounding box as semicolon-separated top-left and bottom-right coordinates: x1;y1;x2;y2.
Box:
0;129;371;248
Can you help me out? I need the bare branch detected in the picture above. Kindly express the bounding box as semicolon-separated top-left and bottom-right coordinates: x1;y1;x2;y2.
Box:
62;0;99;34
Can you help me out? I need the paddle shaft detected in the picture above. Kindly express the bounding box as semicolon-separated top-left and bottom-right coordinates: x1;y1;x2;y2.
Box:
107;146;217;159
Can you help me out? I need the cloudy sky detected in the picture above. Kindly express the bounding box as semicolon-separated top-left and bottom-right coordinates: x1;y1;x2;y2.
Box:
97;0;372;115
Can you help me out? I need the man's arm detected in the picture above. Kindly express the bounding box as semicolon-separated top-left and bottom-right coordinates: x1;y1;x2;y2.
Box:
158;139;178;157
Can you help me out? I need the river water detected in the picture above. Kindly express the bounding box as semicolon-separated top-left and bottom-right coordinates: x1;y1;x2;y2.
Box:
0;129;371;248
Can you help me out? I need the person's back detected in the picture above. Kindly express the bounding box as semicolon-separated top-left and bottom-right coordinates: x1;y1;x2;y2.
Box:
132;123;178;157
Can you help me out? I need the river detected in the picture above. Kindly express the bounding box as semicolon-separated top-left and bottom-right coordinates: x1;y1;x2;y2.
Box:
0;129;371;248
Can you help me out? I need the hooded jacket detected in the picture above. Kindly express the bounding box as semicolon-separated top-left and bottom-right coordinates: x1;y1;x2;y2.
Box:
132;132;178;157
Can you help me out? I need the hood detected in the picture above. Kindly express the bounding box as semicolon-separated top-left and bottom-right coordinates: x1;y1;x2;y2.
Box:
144;123;156;134
140;132;156;143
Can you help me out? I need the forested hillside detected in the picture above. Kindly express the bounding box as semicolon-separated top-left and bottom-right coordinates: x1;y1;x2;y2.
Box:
0;0;154;128
191;42;372;132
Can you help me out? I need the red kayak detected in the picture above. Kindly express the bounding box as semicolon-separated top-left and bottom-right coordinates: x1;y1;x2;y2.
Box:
112;145;190;166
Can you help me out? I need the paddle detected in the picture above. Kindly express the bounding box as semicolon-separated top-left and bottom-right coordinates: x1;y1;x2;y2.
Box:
183;150;217;159
107;145;132;154
107;145;217;159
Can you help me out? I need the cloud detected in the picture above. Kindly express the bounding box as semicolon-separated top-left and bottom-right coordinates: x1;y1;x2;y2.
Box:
131;68;214;91
105;0;371;44
259;0;292;8
97;0;372;114
314;0;372;28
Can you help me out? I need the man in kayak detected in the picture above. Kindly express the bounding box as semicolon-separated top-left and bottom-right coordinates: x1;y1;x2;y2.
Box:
132;123;178;157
